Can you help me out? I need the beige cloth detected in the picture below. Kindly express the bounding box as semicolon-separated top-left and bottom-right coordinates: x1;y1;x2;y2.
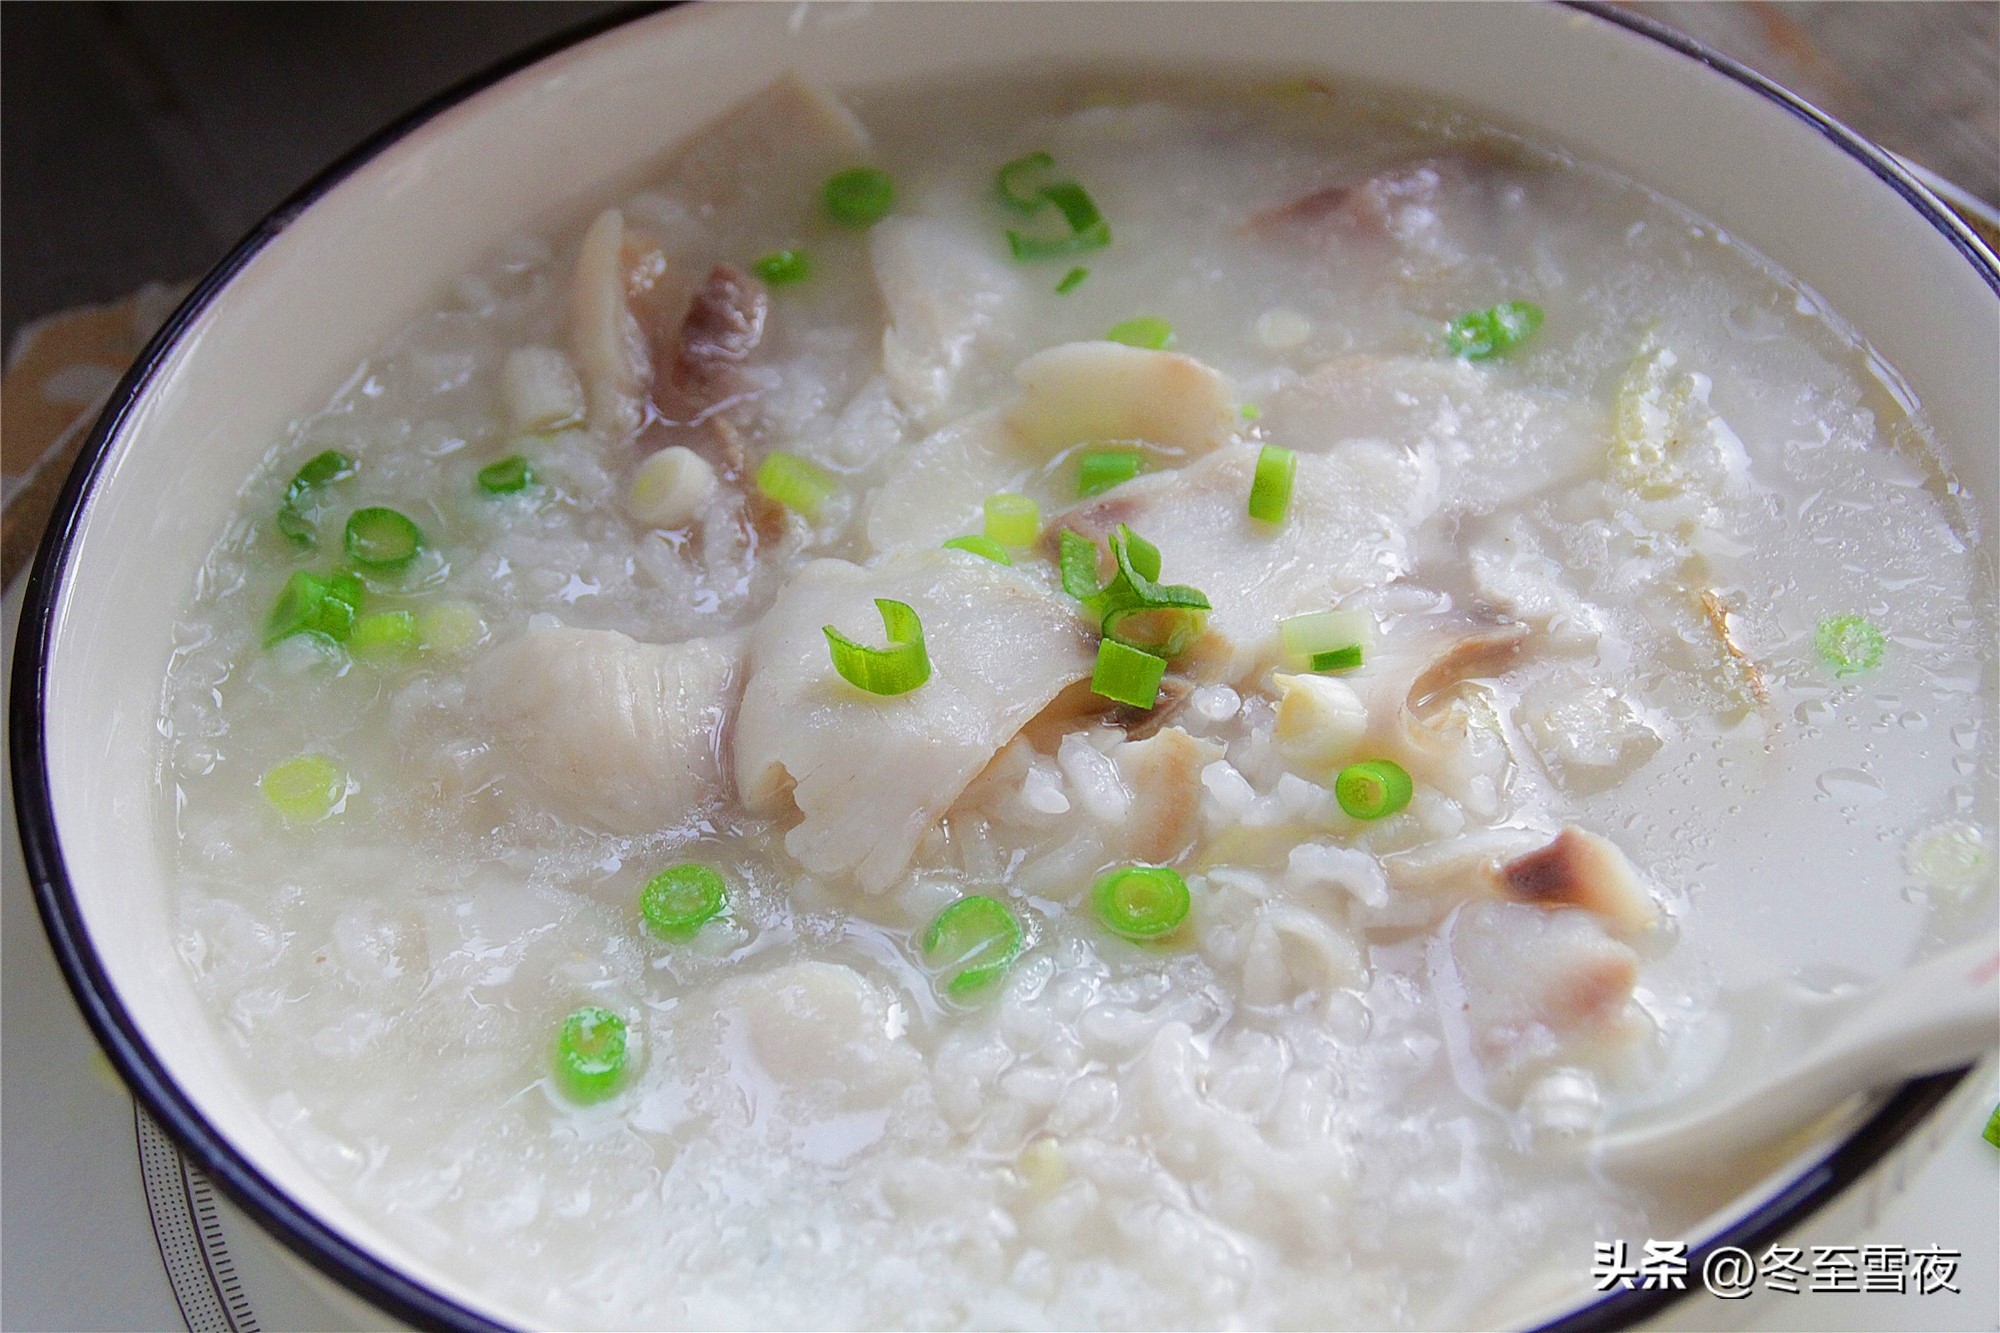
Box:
1;282;189;582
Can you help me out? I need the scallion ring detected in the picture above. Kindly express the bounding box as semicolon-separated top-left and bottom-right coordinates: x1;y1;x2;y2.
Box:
1814;613;1885;676
1077;449;1143;499
344;506;423;571
1102;600;1208;659
1059;529;1105;602
553;1007;630;1103
1091;865;1190;941
276;449;357;546
264;570;362;646
1248;444;1296;524
825;598;931;696
1095;528;1206;654
996;151;1057;212
754;452;836;520
943;534;1012;565
1006;179;1111;260
752;248;811;285
641;864;729;938
983;492;1040;547
1105;316;1174;351
1334;759;1414;821
1309;645;1364;673
477;455;533;494
1445;300;1544;360
921;895;1024;998
260;753;345;822
824;167;895;227
350;610;417;655
1279;608;1370;673
1091;638;1167;709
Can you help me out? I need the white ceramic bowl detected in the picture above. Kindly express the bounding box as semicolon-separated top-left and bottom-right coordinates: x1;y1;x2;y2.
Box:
12;5;1997;1329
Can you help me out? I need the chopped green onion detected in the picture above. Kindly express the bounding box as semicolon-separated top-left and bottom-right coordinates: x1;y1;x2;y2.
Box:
292;449;357;490
1059;529;1104;601
276;449;357;547
1091;638;1167;708
1335;759;1413;820
263;572;331;645
1006;177;1111;261
1241;404;1263;422
1056;266;1089;294
1105;316;1174;351
825;598;931;696
1985;1102;2000;1150
350;610;417;655
824;166;895;227
260;753;344;822
1119;527;1162;581
996;151;1058;212
1248;444;1296;524
272;506;312;543
1280;608;1370;672
1445;300;1544;360
344;507;423;571
1814;614;1885;676
754;452;835;520
1103;602;1208;658
417;600;486;657
553;1006;629;1103
1065;525;1208;658
264;570;362;646
1091;865;1190;941
477;455;533;494
943;534;1011;565
1097;526;1206;655
1078;449;1143;498
1309;645;1364;673
752;248;812;285
921;895;1024;997
641;864;728;938
983;492;1040;547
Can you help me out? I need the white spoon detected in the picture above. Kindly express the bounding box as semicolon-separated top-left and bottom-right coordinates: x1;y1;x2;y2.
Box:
1590;936;1998;1172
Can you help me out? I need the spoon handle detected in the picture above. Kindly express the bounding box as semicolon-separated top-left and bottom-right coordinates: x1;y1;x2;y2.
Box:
1801;937;1998;1089
1599;939;1998;1170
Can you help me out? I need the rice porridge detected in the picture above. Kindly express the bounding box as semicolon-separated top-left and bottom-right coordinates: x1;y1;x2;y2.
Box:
156;70;1996;1329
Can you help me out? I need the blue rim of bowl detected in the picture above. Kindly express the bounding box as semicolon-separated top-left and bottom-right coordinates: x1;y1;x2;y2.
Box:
7;4;1994;1331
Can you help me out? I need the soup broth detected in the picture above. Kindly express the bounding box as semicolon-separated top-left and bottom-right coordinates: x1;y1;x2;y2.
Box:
158;70;1995;1329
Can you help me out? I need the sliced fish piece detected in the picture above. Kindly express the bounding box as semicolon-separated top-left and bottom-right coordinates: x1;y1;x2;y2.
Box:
1345;606;1528;804
1054;442;1438;682
867;341;1240;555
663;74;871;233
1439;899;1651;1101
475;624;743;834
569;208;657;442
872;215;1026;428
864;409;1021;553
1111;726;1223;864
1005;340;1239;457
1492;827;1657;938
1261;354;1600;512
736;549;1096;891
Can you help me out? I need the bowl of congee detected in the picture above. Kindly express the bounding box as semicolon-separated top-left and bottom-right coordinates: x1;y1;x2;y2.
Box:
11;3;1996;1329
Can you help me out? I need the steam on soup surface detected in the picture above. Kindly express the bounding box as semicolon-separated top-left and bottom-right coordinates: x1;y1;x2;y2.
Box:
159;71;1994;1329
